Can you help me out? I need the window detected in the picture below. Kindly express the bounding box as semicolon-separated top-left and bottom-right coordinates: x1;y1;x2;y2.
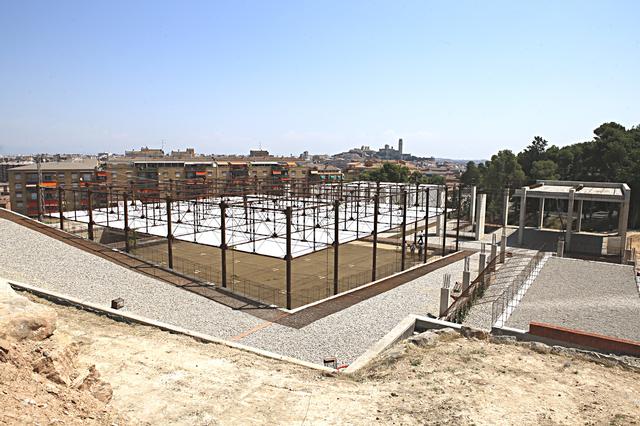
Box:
15;183;22;190
15;192;22;199
175;172;181;178
30;192;37;200
82;173;92;181
14;173;22;180
44;174;53;181
72;183;79;189
28;173;38;181
71;173;78;180
16;202;23;208
58;173;65;180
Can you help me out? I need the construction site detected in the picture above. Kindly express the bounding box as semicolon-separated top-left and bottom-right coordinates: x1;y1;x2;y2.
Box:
2;178;640;424
33;177;474;309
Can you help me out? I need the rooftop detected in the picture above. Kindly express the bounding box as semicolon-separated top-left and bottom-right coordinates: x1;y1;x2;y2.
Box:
514;180;630;202
9;159;99;172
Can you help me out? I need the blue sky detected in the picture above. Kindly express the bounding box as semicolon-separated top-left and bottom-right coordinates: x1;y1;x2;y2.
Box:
1;1;638;159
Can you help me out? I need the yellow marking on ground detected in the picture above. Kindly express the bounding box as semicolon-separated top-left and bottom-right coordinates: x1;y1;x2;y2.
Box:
230;312;290;341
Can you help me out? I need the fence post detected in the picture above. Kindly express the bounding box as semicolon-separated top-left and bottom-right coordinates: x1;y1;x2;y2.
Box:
166;196;173;269
57;186;64;230
500;227;507;263
285;206;292;309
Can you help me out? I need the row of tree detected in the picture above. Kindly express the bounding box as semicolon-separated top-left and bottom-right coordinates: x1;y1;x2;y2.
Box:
359;162;445;185
460;122;640;227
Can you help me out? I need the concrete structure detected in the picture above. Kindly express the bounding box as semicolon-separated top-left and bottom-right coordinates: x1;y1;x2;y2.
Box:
513;180;631;257
474;193;486;240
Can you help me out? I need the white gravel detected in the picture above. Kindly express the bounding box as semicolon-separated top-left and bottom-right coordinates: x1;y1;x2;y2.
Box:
0;217;472;366
0;218;263;339
506;256;640;341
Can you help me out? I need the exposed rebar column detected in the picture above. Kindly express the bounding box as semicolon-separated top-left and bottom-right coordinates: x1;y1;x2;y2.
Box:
479;243;487;285
123;192;130;253
333;200;340;295
166;196;174;269
462;256;471;292
57;186;64;230
439;273;451;317
220;201;228;288
401;189;408;270
285;206;292;309
87;189;94;241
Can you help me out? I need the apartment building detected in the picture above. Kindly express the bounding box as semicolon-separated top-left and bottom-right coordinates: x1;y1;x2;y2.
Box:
0;182;10;209
8;159;99;217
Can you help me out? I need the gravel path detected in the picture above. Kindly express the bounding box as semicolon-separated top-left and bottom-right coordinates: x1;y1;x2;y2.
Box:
462;250;535;330
0;218;264;338
0;217;472;366
506;256;640;341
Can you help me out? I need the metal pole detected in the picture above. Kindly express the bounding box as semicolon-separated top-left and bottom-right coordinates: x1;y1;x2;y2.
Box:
123;192;130;253
442;185;448;255
57;186;64;230
220;201;227;288
456;185;462;252
372;189;380;281
333;200;340;295
36;183;43;221
166;196;173;269
285;206;292;309
87;188;94;241
424;187;429;263
401;189;407;270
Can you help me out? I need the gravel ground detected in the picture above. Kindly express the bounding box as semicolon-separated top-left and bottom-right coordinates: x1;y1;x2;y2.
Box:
0;218;264;338
0;217;473;366
240;253;479;365
506;256;640;341
462;249;536;330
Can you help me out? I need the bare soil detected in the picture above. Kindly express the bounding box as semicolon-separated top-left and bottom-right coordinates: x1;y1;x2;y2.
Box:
3;295;640;425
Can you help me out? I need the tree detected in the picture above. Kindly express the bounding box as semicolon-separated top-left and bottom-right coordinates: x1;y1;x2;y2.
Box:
360;162;410;183
530;160;558;180
518;136;548;178
460;161;481;186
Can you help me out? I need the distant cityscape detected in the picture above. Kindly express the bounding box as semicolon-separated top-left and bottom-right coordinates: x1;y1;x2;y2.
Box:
0;139;468;216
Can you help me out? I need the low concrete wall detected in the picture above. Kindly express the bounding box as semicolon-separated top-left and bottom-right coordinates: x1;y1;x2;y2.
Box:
529;322;640;357
343;315;462;374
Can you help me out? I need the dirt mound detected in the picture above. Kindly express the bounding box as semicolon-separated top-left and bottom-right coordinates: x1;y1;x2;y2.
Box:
0;281;124;425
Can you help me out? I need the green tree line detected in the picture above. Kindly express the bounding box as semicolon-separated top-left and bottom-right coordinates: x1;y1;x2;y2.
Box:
460;122;640;227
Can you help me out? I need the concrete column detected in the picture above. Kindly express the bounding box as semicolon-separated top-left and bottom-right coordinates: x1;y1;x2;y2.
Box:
500;231;507;263
565;189;575;251
439;285;451;317
502;188;510;227
462;257;471;292
576;200;583;232
469;186;477;226
474;193;487;241
538;197;545;229
479;244;487;284
435;187;445;238
618;187;631;257
557;239;564;257
517;188;527;245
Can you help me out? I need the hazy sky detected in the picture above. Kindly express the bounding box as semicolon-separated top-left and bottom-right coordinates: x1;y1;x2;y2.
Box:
1;1;638;159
